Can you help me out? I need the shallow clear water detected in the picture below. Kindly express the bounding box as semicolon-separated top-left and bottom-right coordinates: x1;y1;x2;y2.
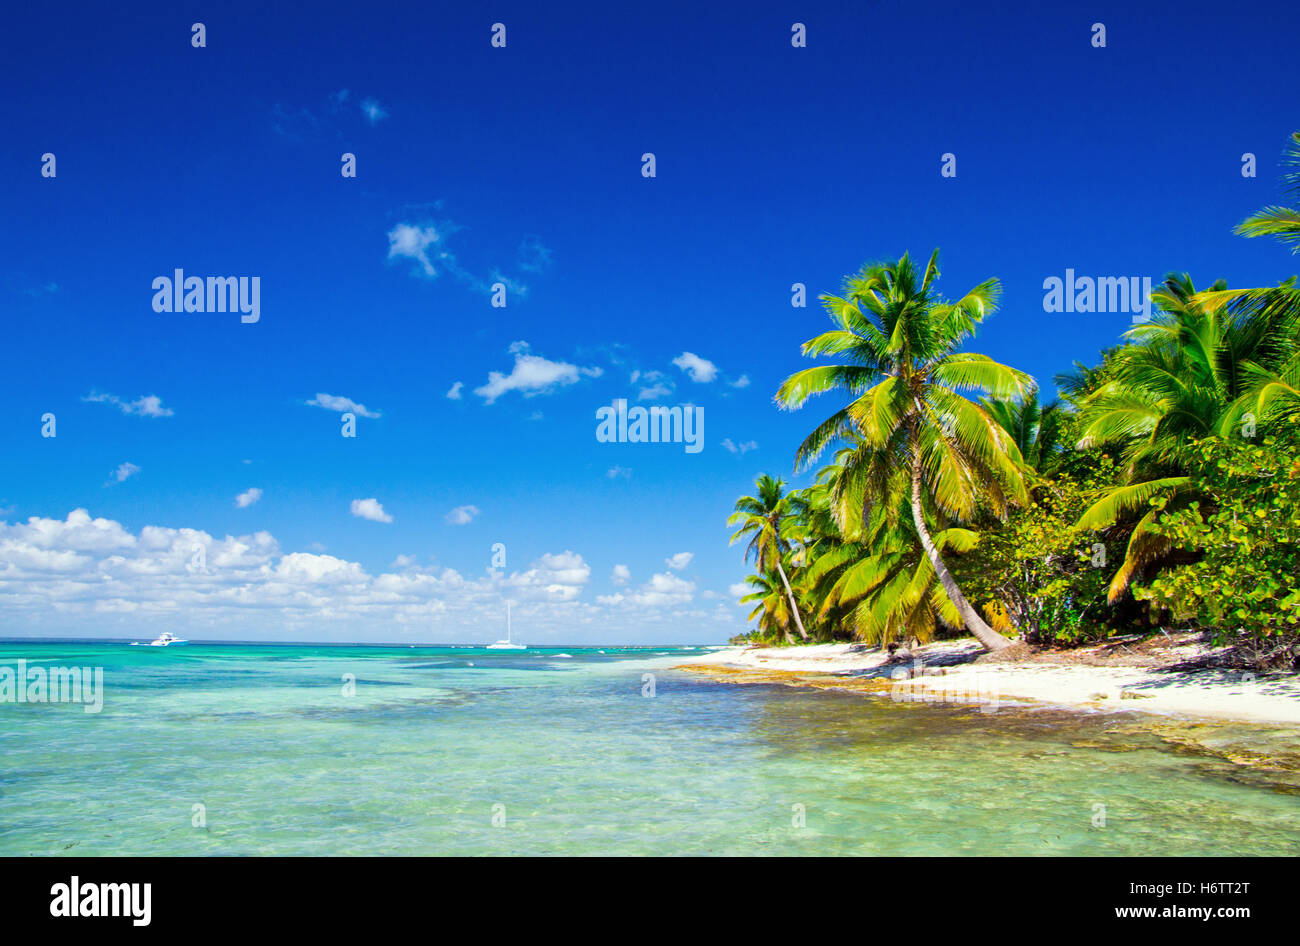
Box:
1;640;1297;855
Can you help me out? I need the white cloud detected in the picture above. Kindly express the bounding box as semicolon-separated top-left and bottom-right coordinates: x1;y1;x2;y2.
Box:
350;498;393;523
235;488;262;508
387;223;443;278
665;552;694;571
611;564;631;585
638;382;673;401
446;381;463;400
445;505;480;526
728;582;751;599
275;552;368;585
109;462;141;484
504;550;591;602
386;219;544;302
474;342;599;404
729;374;751;389
672;352;718;383
606;465;631;479
84;392;173;418
0;512;739;641
630;572;696;607
632;370;673;401
307;393;381;418
721;438;758;455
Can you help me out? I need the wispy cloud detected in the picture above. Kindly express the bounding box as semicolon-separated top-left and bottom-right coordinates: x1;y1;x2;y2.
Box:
721;438;758;455
445;504;480;526
272;89;389;139
517;235;553;273
84;391;173;418
306;393;381;418
386;213;550;300
235;488;263;508
631;369;674;401
475;342;601;404
107;462;141;485
665;552;694;570
446;381;464;400
606;465;632;479
360;97;389;125
387;222;444;278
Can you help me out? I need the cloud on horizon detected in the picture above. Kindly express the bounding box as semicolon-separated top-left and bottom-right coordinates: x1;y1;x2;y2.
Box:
0;511;731;641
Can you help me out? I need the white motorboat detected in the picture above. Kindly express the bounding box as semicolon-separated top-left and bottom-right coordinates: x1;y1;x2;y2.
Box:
149;631;188;647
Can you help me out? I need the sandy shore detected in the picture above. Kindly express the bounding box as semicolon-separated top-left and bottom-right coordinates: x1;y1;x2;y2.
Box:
676;638;1300;726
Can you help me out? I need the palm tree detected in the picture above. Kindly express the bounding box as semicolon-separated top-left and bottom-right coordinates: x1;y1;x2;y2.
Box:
980;392;1065;472
739;571;795;643
775;250;1034;652
1193;131;1300;428
1235;130;1300;252
1073;272;1298;598
728;474;809;640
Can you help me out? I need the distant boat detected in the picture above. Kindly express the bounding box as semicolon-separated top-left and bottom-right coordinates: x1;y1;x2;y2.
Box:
149;632;187;647
486;602;525;650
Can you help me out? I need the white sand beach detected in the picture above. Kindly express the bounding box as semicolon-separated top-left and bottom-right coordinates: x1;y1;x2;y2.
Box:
677;637;1300;726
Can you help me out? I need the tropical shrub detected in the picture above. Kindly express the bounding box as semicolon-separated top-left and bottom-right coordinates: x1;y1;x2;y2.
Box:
960;454;1124;644
1135;422;1300;668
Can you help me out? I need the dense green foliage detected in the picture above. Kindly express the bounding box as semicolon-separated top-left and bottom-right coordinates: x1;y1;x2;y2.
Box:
957;454;1125;645
1136;426;1300;667
730;128;1300;669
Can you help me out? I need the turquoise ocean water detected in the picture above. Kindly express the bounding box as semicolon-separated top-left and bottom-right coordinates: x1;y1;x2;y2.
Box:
1;640;1296;856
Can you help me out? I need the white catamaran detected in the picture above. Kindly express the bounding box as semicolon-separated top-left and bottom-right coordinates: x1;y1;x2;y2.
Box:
486;602;525;650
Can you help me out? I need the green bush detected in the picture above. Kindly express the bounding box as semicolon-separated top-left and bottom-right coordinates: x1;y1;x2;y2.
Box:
1135;423;1300;668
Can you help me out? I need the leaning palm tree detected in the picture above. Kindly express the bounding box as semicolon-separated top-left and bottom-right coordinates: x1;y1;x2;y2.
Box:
776;250;1034;652
728;474;809;640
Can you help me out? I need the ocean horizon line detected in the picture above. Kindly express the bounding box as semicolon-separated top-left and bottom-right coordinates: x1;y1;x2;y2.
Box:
0;637;721;649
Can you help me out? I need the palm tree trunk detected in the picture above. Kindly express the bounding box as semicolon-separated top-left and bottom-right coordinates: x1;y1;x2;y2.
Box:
773;557;809;641
910;455;1012;652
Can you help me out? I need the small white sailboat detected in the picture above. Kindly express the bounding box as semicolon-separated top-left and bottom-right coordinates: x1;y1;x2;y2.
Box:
149;631;188;647
486;602;525;650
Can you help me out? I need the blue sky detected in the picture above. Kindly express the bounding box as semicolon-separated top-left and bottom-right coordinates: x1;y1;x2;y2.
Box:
2;1;1299;642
